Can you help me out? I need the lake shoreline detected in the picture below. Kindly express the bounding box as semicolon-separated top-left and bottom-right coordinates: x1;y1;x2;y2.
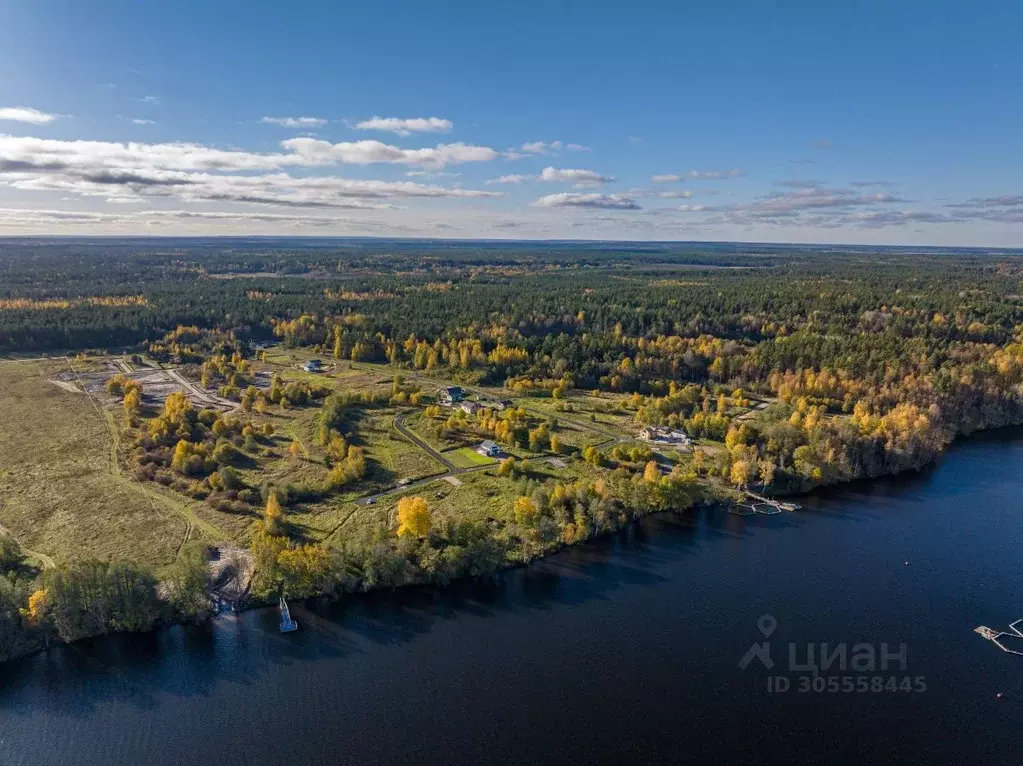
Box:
6;421;1023;668
4;423;1022;764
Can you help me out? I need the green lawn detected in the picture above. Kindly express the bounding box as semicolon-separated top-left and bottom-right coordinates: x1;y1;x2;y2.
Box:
444;446;498;468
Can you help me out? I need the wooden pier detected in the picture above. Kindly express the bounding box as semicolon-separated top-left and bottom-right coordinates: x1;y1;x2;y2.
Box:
744;491;801;512
975;620;1023;656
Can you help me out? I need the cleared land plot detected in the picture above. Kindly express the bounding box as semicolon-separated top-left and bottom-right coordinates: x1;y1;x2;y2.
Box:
0;360;191;568
253;405;446;540
359;457;604;531
444;446;497;469
403;410;477;452
518;393;637;437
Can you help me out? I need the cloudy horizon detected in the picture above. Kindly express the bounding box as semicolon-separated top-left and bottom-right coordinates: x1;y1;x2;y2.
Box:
1;2;1021;246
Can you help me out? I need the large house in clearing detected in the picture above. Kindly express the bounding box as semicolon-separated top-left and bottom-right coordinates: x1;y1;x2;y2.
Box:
302;359;323;373
476;440;502;457
458;401;482;415
639;425;692;446
437;386;465;405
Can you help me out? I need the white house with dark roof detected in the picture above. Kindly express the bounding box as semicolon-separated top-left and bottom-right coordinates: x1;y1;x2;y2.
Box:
437;386;465;405
639;425;691;446
476;439;502;457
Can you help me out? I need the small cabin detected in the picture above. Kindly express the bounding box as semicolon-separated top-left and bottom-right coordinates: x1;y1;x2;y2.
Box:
437;386;465;405
640;425;691;445
459;401;482;415
302;359;323;373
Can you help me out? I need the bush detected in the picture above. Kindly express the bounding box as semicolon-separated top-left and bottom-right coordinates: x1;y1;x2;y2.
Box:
212;441;242;466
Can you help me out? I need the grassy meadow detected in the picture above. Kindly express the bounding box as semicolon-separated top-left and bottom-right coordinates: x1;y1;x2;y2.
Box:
0;360;195;569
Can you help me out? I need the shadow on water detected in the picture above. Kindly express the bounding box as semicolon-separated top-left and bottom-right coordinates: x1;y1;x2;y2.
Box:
0;503;768;717
0;496;832;719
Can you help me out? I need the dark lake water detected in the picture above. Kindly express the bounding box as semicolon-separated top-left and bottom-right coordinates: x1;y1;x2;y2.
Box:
3;430;1023;765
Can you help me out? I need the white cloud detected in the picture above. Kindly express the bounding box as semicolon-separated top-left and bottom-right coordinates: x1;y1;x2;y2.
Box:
539;166;613;185
676;204;706;212
0;107;59;124
653;169;744;182
520;141;562;155
0;135;500;174
689;168;744;180
533;192;639;210
699;187;928;229
406;170;461;179
840;210;946;228
139;96;160;104
131;118;156;125
659;190;693;199
774;179;824;188
262;116;328;128
849;180;895;188
281;137;497;168
947;195;1023;209
0;207;367;230
354;116;453;136
0;134;502;208
486;174;533;184
942;195;1023;224
566;143;590;152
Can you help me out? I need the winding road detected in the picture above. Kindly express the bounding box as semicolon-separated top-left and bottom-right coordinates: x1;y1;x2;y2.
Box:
393;410;456;471
354;410;498;505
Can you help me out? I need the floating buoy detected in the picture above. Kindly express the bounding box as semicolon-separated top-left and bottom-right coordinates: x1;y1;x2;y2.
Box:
996;692;1003;699
904;561;909;566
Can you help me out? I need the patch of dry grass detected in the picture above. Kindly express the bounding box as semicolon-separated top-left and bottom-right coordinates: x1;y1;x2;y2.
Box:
0;360;192;568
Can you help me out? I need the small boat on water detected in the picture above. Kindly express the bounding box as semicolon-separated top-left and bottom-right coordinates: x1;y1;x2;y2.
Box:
279;596;298;633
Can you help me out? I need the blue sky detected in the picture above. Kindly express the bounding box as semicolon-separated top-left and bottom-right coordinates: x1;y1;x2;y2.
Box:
1;0;1022;244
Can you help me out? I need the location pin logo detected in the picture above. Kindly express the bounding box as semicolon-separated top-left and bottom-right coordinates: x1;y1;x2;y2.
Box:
739;614;777;670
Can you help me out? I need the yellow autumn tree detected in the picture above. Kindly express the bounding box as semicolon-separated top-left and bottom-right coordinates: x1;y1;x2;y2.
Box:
729;460;754;489
396;496;431;538
691;449;706;476
171;439;192;472
265;492;285;535
643;460;661;482
513;496;539;526
288;439;303;459
123;386;142;414
20;588;48;626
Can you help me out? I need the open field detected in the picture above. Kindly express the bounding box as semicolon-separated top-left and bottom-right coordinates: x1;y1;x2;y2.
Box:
518;392;640;436
0;359;199;568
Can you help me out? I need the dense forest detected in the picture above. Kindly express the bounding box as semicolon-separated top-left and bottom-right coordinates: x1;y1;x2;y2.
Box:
5;236;1022;477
